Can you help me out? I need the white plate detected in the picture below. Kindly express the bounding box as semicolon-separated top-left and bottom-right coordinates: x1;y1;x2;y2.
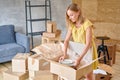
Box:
60;59;74;66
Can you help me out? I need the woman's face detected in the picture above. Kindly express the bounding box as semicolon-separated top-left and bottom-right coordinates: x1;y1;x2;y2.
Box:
67;9;80;22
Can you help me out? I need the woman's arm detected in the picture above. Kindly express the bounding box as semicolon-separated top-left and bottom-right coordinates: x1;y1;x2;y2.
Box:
59;28;72;61
64;28;72;56
75;26;92;66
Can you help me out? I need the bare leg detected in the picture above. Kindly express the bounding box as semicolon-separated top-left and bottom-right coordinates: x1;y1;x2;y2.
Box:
85;71;94;80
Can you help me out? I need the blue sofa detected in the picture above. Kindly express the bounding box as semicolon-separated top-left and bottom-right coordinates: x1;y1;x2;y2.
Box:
0;25;30;63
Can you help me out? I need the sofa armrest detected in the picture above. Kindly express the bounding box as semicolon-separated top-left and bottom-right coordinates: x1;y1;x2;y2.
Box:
15;32;30;52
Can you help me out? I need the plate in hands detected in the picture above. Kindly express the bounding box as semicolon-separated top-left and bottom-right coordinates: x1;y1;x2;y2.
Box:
60;59;74;66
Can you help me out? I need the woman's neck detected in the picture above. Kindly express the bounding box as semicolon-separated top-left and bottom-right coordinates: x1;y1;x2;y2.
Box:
75;19;81;28
75;16;85;28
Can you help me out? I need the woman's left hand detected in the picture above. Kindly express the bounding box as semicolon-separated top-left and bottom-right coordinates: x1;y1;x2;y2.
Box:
74;59;81;68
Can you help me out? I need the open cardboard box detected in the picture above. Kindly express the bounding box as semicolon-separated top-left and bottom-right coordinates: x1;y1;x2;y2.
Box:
50;60;94;80
50;41;98;80
31;43;63;61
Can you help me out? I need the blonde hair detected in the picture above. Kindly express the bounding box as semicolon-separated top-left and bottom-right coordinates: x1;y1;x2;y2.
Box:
65;3;84;28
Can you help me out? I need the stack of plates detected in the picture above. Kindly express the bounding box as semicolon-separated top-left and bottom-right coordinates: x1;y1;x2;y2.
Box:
59;59;74;66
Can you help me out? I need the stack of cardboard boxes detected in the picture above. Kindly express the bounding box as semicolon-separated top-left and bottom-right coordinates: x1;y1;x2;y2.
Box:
42;21;61;44
3;53;30;80
3;50;113;80
3;53;58;80
28;54;58;80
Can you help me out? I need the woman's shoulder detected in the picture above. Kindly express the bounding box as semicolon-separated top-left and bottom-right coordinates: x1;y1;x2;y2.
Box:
83;18;93;30
84;18;92;25
83;18;93;25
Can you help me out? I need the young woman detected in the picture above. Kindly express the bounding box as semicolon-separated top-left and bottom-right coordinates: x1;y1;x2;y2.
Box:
59;3;98;80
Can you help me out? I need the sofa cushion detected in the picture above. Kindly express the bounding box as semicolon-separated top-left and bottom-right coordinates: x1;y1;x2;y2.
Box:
0;43;25;58
0;25;16;44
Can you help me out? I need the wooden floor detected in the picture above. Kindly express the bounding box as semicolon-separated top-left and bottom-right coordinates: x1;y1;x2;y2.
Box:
0;61;11;80
0;52;120;80
110;51;120;80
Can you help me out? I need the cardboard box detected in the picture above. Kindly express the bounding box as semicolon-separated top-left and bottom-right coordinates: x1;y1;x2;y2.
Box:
29;70;58;80
50;60;93;80
12;53;30;72
47;21;57;33
31;43;63;62
3;69;28;80
94;74;111;80
29;70;53;77
43;29;61;38
41;35;61;44
28;54;50;71
98;63;114;75
50;41;97;80
29;71;36;77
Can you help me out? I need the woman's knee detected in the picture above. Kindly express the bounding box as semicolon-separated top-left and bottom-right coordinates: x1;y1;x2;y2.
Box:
85;71;93;80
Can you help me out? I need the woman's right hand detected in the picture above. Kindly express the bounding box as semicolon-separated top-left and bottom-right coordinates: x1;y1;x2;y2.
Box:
59;54;68;62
